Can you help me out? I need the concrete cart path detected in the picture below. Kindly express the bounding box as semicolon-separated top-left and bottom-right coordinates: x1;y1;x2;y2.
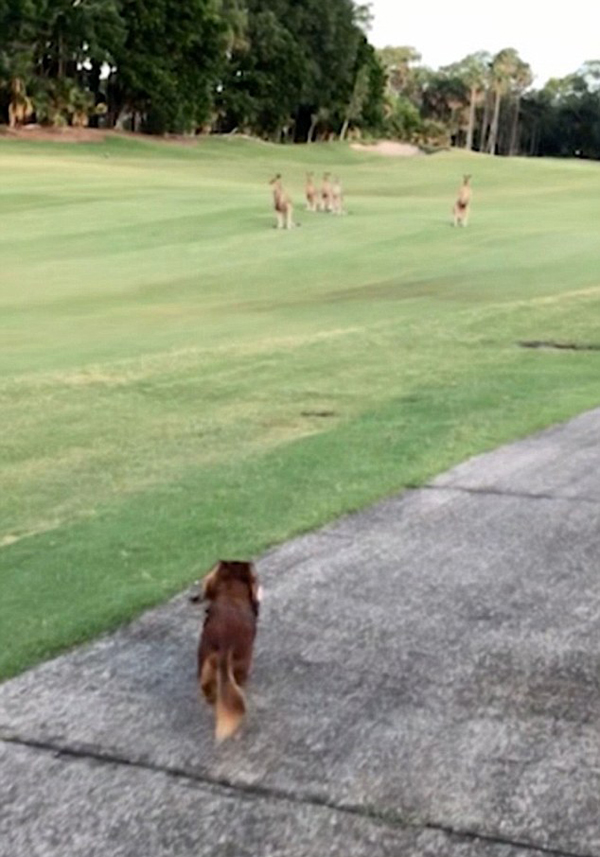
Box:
2;408;600;857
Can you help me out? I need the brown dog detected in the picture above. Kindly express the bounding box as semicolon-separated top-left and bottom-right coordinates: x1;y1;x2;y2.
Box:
453;174;472;227
196;560;261;742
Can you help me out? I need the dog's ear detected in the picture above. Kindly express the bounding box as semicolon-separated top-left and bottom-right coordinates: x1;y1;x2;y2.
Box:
202;562;223;601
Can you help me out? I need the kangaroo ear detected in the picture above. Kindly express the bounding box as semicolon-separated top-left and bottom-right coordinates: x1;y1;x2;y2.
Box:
202;562;223;600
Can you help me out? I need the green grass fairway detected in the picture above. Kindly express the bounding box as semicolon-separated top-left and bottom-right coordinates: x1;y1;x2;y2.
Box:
2;134;600;680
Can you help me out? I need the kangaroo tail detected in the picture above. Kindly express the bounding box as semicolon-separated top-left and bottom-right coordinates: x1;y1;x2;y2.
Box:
215;650;246;743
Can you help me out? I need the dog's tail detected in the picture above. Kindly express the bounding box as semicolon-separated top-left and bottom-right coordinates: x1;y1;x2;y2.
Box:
213;650;246;743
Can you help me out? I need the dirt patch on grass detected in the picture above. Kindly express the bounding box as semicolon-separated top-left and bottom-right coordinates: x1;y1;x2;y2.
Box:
0;126;202;146
2;127;424;153
1;520;64;548
519;340;600;352
1;125;109;143
351;141;422;157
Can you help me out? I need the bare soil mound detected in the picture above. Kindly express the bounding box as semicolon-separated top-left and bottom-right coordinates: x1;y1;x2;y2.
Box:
0;126;205;145
350;141;421;157
1;125;108;143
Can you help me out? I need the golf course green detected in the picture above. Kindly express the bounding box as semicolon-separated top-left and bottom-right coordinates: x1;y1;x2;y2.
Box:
2;133;600;679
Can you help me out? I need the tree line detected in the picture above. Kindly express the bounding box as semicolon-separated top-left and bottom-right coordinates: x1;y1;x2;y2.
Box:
376;47;600;158
0;0;384;139
1;1;599;157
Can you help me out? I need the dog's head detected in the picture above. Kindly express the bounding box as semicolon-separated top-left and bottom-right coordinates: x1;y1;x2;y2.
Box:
200;560;261;614
269;174;282;185
463;174;472;184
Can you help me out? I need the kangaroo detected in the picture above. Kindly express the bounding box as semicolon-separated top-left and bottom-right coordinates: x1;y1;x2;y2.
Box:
305;172;318;211
330;176;344;215
270;174;294;229
320;172;333;212
453;174;472;227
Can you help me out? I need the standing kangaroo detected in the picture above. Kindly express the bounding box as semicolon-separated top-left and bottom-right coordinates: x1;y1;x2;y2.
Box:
330;176;344;215
320;172;333;212
305;172;318;211
270;174;294;229
453;174;472;227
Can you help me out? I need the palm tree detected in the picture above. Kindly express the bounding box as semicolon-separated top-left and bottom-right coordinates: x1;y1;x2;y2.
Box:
377;46;422;103
8;77;34;127
509;59;533;155
340;64;370;141
443;52;491;150
307;106;330;143
421;70;468;144
480;85;492;152
487;48;521;155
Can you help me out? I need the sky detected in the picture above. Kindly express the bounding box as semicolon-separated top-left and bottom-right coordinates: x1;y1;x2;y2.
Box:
368;0;600;86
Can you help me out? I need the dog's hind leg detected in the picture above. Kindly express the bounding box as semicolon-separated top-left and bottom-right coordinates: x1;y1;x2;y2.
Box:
199;653;218;705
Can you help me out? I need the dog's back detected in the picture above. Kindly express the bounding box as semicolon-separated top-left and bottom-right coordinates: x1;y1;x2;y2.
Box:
199;598;256;683
197;561;260;741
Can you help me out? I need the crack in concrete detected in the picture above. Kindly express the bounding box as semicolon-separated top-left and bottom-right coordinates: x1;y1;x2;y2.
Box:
1;731;595;857
421;483;600;506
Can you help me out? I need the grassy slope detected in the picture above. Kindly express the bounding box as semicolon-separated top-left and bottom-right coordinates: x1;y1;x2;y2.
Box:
2;135;600;679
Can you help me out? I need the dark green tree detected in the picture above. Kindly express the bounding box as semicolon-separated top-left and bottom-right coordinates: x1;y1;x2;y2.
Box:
525;70;600;158
111;0;225;133
218;0;378;141
1;0;125;125
0;0;42;122
215;7;305;138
